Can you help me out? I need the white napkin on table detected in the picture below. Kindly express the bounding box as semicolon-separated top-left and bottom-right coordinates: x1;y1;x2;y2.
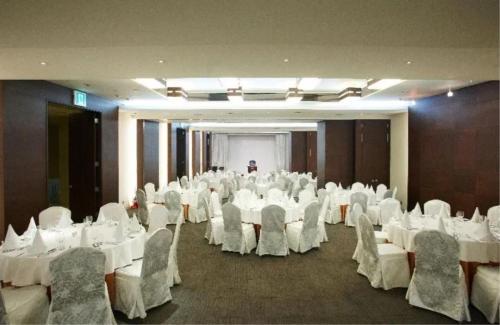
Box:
411;203;423;218
338;182;343;190
114;221;127;243
401;211;411;229
438;205;450;219
3;225;21;251
472;219;495;241
129;213;142;232
80;226;92;247
27;230;48;255
23;217;37;238
470;207;483;223
438;215;448;234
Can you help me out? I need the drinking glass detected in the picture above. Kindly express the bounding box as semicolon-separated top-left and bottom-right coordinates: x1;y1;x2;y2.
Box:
456;210;465;220
85;215;93;225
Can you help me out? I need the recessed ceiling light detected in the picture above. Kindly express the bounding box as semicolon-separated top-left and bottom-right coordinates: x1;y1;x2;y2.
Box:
40;61;47;66
406;60;412;65
283;58;289;63
294;111;302;114
447;90;454;97
158;59;165;64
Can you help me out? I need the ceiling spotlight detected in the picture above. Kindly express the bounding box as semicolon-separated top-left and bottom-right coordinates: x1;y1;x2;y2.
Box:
367;79;404;90
40;61;47;66
298;78;321;91
447;89;454;97
286;88;304;103
406;60;412;65
227;87;244;102
166;87;188;102
283;58;289;63
158;59;165;64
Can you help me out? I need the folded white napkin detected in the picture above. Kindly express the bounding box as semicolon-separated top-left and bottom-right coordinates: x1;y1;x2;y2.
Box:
3;225;21;251
23;217;37;238
470;207;483;223
27;230;48;255
80;226;92;247
472;219;495;241
411;203;423;218
438;205;450;219
114;221;127;243
401;211;411;229
338;182;343;190
438;215;448;234
129;214;142;232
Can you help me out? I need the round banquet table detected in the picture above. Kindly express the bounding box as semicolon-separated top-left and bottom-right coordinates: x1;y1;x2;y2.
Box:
0;222;146;304
234;199;303;225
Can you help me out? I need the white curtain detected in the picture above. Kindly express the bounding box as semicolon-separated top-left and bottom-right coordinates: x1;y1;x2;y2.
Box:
275;133;291;171
211;133;229;168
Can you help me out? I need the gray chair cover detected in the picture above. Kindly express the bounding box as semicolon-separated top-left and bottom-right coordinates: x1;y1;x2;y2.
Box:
383;190;393;199
256;205;289;256
356;214;381;285
220;178;230;199
300;202;321;253
180;176;189;189
350;192;368;213
167;215;183;287
164;191;182;224
406;230;471;321
221;203;244;253
47;247;115;324
136;189;149;225
317;189;327;205
299;178;309;190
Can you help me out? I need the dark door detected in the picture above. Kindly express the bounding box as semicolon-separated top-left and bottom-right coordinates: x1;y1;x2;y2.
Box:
176;128;187;178
354;120;390;187
69;110;100;222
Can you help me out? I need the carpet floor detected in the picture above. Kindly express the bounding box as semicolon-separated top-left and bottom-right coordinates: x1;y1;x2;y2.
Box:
116;222;489;324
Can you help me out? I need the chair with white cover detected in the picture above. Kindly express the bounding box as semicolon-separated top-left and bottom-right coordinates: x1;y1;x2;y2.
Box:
148;205;169;234
325;182;337;193
317;189;327;206
167;214;184;287
406;230;470;322
136;189;149;225
245;182;258;194
164;190;183;224
237;188;253;203
267;188;284;203
144;182;156;204
47;247;115;324
326;192;342;224
180;176;189;189
345;192;368;227
188;189;210;223
0;285;49;324
298;189;315;209
487;205;500;226
39;206;72;229
286;202;321;253
351;182;364;192
219;178;230;200
115;228;173;319
210;191;223;218
98;202;129;224
256;205;289;256
357;214;410;290
352;203;365;263
423;199;451;216
317;195;329;242
168;181;180;191
204;198;224;245
221;203;256;255
471;266;499;324
378;198;401;225
375;184;387;201
383;190;393;199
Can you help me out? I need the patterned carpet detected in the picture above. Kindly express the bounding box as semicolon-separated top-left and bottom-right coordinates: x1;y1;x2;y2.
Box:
115;222;488;324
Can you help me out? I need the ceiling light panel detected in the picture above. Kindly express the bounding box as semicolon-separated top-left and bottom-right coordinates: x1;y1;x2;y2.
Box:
133;78;167;89
367;79;404;90
298;78;321;91
239;78;296;92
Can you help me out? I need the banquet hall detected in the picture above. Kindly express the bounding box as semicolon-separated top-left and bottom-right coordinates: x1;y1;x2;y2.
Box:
0;1;498;324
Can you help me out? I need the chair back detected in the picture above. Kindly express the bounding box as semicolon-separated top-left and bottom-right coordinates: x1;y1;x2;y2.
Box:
48;247;112;324
267;188;284;203
168;181;180;191
357;214;379;264
136;189;149;225
487;205;500;226
319;195;330;222
39;206;72;229
237;189;253;202
413;230;460;312
198;181;208;191
383;190;393;199
350;192;368;213
141;228;173;278
298;177;309;189
148;205;168;233
98;203;129;224
210;192;222;216
303;202;320;231
351;182;364;192
197;189;211;209
144;183;156;202
222;203;243;234
164;190;182;215
261;205;286;233
325;182;337;193
317;189;327;205
379;198;401;224
245;182;257;193
298;189;315;208
180;176;189;189
376;184;387;201
424;199;451;216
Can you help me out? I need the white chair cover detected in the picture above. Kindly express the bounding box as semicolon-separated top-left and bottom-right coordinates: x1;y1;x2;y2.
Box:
267;188;284;203
167;214;184;287
204;198;224;245
326;192;342;224
188;189;210;223
221;203;256;255
164;191;183;224
180;176;189;189
424;199;451;216
351;182;364;192
286;202;321;253
471;266;499;323
210;192;223;218
487;205;500;226
245;182;258;194
144;183;156;204
357;214;410;290
0;285;49;324
376;184;387;201
47;247;115;324
345;193;368;227
98;203;129;224
136;189;149;225
317;195;329;242
352;203;365;263
168;181;180;191
298;190;315;209
379;198;401;225
39;207;72;229
115;228;173;319
148;205;169;234
325;182;337;193
406;230;470;322
256;205;289;256
317;189;327;206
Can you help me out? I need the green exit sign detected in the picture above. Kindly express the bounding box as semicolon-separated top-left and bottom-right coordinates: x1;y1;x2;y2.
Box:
73;90;87;107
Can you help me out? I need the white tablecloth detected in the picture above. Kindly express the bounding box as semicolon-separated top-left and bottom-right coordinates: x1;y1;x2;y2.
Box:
234;199;302;225
0;223;145;287
382;217;500;263
155;188;200;206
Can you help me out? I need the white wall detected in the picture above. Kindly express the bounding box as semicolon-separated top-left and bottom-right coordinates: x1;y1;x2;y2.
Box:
227;135;277;174
118;112;137;205
390;112;408;209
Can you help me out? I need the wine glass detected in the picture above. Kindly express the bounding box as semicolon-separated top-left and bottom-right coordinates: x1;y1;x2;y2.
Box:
456;210;465;221
85;215;93;226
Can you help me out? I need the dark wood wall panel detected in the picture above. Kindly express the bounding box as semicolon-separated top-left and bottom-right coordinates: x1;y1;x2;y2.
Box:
168;123;177;182
193;131;201;176
137;120;159;189
291;132;307;173
0;81;4;239
0;81;118;234
409;81;499;216
306;131;317;175
317;120;354;188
